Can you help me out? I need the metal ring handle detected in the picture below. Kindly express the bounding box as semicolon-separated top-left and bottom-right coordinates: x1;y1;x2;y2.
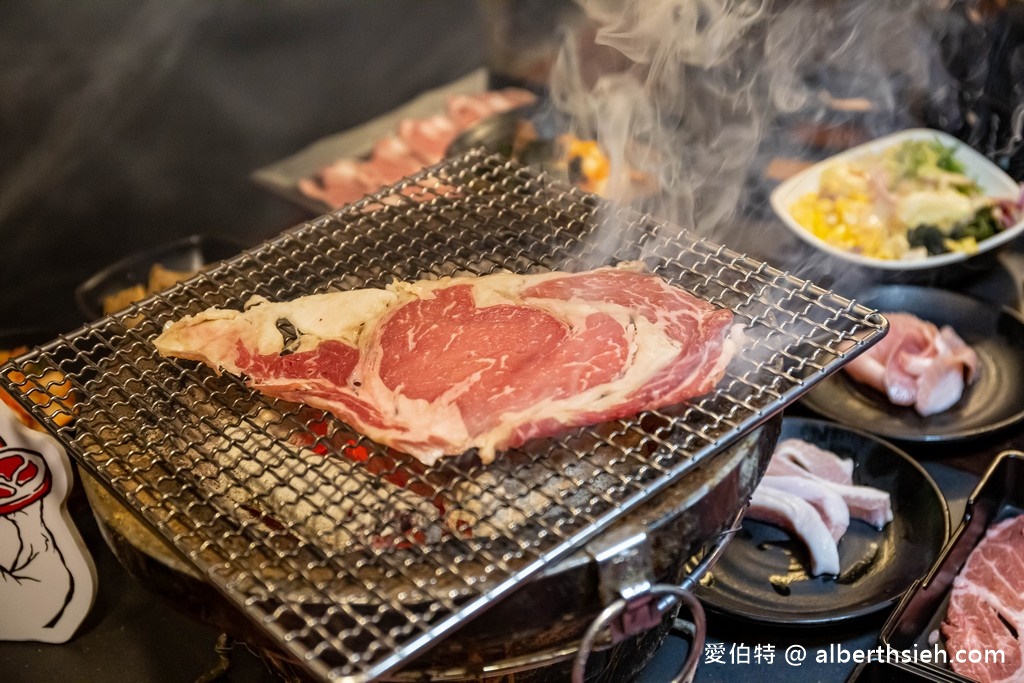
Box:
571;585;706;683
570;510;744;683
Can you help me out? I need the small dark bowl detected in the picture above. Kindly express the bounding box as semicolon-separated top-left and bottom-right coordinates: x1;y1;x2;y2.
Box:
75;234;245;321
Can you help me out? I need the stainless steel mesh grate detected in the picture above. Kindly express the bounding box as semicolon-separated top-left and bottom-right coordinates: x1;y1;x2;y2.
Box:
1;150;885;681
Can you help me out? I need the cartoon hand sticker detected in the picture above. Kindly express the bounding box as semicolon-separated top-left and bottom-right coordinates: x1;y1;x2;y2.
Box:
0;447;75;634
0;403;96;642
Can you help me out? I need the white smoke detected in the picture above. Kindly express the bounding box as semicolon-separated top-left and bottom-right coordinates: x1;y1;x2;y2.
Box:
548;0;958;281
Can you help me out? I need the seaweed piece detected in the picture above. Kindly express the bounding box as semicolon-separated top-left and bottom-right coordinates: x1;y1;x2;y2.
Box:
907;225;948;255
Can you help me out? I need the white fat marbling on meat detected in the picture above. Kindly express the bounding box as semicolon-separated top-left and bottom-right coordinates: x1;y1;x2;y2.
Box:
340;266;665;463
155;288;399;369
941;515;1024;683
759;474;850;542
469;316;661;457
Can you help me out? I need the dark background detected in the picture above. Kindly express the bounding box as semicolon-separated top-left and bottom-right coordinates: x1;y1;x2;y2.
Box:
0;0;486;333
3;1;1023;335
4;0;1024;338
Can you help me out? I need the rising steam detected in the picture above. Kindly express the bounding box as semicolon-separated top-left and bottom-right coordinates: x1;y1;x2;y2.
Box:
548;0;960;280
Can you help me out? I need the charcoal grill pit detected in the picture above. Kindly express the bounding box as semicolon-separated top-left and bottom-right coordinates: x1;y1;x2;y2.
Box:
80;410;780;682
0;150;886;682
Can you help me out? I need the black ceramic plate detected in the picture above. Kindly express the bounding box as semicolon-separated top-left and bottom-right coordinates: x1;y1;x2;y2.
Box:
75;234;245;321
801;285;1024;442
695;417;949;626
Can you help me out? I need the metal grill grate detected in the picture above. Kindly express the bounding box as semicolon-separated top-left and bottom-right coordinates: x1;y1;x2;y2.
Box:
1;151;885;681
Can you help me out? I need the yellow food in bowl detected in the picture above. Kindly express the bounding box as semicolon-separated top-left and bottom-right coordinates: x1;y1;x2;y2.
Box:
788;138;1019;261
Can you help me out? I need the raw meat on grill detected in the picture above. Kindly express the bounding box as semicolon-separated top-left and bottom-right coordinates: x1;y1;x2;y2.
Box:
154;263;741;466
942;514;1024;683
844;312;979;416
747;437;892;576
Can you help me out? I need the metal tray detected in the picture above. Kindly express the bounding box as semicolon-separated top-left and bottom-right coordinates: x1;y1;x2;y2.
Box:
879;450;1024;682
250;69;488;213
0;151;885;682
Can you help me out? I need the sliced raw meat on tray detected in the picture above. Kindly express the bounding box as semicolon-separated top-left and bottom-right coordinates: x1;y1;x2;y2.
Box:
748;437;893;576
297;158;377;208
942;514;1024;683
844;311;979;416
445;88;535;129
299;88;537;209
398;114;459;165
154;262;742;466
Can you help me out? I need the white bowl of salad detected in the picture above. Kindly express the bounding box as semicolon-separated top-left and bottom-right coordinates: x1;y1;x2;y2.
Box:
771;128;1024;272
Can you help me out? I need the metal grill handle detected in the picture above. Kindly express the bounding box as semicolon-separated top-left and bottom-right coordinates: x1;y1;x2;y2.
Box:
572;586;705;683
571;507;745;683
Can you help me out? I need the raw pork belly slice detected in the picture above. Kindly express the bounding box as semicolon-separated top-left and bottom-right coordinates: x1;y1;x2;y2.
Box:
772;438;854;485
747;485;841;576
749;437;894;576
766;440;892;528
758;475;850;542
154;263;741;466
942;515;1024;683
844;312;979;416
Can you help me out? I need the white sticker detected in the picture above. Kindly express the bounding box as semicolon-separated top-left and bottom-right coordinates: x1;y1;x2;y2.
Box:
0;401;96;643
